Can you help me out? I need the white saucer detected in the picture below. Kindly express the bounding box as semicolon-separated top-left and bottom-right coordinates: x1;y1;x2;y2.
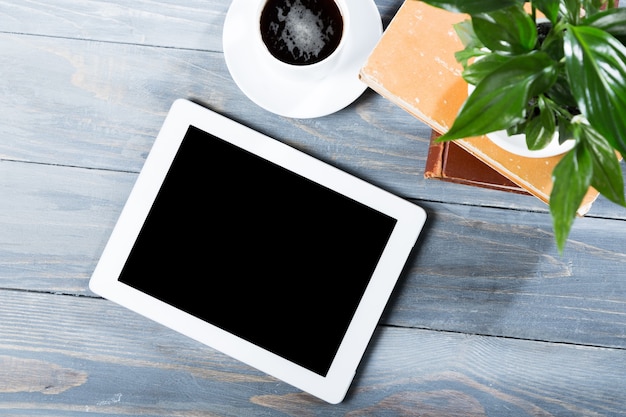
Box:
223;0;382;119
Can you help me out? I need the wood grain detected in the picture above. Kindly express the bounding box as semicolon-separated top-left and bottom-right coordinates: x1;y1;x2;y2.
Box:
385;202;626;349
0;290;624;416
1;32;624;219
0;157;624;349
0;0;405;50
1;0;625;414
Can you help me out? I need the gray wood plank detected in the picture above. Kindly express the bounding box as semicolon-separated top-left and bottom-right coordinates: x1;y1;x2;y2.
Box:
0;32;434;184
1;32;624;219
0;0;405;50
1;160;624;349
384;201;626;349
0;161;135;293
0;290;623;416
0;0;229;51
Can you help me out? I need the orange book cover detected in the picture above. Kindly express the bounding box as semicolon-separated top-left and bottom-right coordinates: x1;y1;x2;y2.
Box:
359;0;599;215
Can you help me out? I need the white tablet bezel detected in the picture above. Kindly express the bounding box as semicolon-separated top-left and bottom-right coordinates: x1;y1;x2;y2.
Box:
89;99;426;404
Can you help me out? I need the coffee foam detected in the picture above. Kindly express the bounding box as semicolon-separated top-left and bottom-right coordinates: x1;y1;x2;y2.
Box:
273;0;335;61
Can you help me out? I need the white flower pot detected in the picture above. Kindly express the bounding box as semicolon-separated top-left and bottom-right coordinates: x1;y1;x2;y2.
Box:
467;84;575;158
485;129;575;158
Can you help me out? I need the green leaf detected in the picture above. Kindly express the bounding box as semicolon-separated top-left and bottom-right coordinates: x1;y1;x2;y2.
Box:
472;5;538;54
546;73;578;108
550;144;593;253
439;52;558;141
453;20;479;49
557;113;577;143
585;7;626;44
525;95;557;150
539;21;566;61
580;124;626;206
582;0;612;16
452;20;486;68
417;0;523;14
564;25;626;156
560;0;582;24
533;0;560;24
461;53;509;85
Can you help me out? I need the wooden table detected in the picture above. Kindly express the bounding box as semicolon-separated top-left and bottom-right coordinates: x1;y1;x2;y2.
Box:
2;1;625;415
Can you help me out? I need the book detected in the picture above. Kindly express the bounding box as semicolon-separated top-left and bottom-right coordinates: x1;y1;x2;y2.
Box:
425;130;529;195
359;0;600;215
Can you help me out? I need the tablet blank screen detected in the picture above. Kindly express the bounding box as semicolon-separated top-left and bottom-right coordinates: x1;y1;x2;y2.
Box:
118;125;397;376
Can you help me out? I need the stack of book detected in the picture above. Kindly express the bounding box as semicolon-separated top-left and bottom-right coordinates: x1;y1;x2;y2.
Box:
359;0;599;215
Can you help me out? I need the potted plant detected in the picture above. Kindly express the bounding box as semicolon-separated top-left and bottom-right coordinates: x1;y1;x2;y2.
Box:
417;0;626;252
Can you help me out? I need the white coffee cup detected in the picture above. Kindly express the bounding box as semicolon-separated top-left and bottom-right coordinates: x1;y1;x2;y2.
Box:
255;0;350;80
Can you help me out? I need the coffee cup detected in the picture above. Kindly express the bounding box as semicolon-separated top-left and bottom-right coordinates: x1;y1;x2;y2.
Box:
256;0;349;80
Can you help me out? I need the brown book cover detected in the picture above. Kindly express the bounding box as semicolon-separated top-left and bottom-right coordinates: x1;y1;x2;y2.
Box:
359;0;599;215
426;130;529;195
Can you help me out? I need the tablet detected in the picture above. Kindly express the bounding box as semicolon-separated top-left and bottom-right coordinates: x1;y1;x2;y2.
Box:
89;99;426;404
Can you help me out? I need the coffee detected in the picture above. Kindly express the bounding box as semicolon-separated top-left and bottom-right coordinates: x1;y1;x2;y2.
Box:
260;0;344;66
